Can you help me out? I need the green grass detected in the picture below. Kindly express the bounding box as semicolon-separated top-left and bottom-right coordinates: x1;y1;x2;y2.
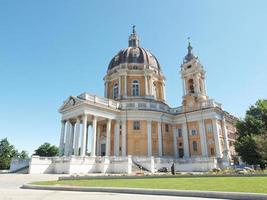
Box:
32;176;267;194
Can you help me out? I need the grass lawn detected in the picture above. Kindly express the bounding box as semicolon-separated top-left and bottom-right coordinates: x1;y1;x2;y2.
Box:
32;176;267;194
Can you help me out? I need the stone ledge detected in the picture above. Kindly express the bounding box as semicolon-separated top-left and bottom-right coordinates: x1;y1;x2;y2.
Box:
58;173;267;181
22;184;267;200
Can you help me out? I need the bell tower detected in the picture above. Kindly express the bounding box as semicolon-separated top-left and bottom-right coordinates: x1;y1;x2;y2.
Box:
180;38;208;109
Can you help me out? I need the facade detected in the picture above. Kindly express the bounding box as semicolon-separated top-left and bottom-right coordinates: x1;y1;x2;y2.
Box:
28;27;237;174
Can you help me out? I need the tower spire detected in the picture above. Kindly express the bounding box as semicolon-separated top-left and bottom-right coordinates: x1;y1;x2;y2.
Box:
128;25;139;47
132;25;136;34
187;37;193;55
184;37;196;63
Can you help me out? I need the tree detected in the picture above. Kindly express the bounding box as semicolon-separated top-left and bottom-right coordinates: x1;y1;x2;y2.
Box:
18;150;29;159
0;138;19;169
235;99;267;168
34;143;59;157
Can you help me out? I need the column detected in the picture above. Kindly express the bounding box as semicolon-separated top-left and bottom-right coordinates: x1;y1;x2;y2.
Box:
97;126;101;156
182;123;190;158
157;121;163;157
124;75;127;97
118;76;121;98
147;120;152;156
212;119;222;158
122;120;127;156
74;118;81;156
182;78;186;96
144;75;148;96
105;119;111;156
150;77;153;96
114;121;120;156
199;120;208;157
91;116;98;156
64;120;71;156
194;74;200;94
104;82;107;97
163;82;166;101
173;127;178;158
69;123;75;155
59;120;66;156
80;115;88;156
222;117;230;158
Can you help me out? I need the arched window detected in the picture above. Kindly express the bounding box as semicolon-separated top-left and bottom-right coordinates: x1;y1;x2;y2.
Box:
113;83;118;99
188;79;194;93
132;80;139;96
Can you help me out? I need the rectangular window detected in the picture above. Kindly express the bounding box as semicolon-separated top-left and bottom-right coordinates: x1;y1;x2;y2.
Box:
191;129;197;136
179;142;183;147
178;129;182;137
207;123;213;133
165;124;169;132
133;121;140;130
193;141;198;152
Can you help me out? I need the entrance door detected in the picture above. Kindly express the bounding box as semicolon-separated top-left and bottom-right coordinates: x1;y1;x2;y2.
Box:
101;144;106;156
178;148;184;158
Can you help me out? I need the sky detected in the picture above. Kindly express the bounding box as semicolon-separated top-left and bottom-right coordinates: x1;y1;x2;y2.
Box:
0;0;266;154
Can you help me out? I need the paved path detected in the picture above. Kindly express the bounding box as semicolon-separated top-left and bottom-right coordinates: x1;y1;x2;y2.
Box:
0;174;227;200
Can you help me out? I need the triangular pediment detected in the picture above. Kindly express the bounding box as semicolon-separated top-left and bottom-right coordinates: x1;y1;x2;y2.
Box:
59;96;84;112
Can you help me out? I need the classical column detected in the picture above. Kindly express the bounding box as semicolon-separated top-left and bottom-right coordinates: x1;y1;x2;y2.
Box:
64;120;71;156
157;121;163;157
69;123;75;155
222;117;230;158
74;118;81;156
124;75;127;97
80;115;88;157
114;121;120;156
212;119;222;158
163;82;166;101
173;127;178;158
59;120;66;156
105;119;111;156
144;75;148;96
182;78;186;96
147;120;152;156
182;123;190;158
105;82;109;98
121;120;126;156
199;120;208;157
91;116;98;156
118;76;121;98
97;126;101;156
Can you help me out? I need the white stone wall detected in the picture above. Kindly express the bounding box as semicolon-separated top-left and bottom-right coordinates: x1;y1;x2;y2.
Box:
10;159;30;172
29;156;132;174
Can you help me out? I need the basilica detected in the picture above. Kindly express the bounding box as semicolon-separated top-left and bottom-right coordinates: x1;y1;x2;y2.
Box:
28;27;237;174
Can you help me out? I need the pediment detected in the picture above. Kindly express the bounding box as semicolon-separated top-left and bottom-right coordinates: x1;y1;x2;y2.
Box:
59;96;84;112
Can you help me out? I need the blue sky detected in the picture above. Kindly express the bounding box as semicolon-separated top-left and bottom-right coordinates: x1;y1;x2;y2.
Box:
0;0;266;154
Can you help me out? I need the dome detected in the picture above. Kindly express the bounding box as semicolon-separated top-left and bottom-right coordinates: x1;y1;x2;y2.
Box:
107;26;161;73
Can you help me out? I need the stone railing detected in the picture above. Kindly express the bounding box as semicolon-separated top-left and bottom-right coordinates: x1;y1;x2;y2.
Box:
78;93;120;109
120;102;171;113
78;93;222;114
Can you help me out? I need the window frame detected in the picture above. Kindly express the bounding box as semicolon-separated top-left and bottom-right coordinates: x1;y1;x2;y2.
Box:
132;80;140;96
113;83;119;99
178;129;183;137
133;121;140;130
